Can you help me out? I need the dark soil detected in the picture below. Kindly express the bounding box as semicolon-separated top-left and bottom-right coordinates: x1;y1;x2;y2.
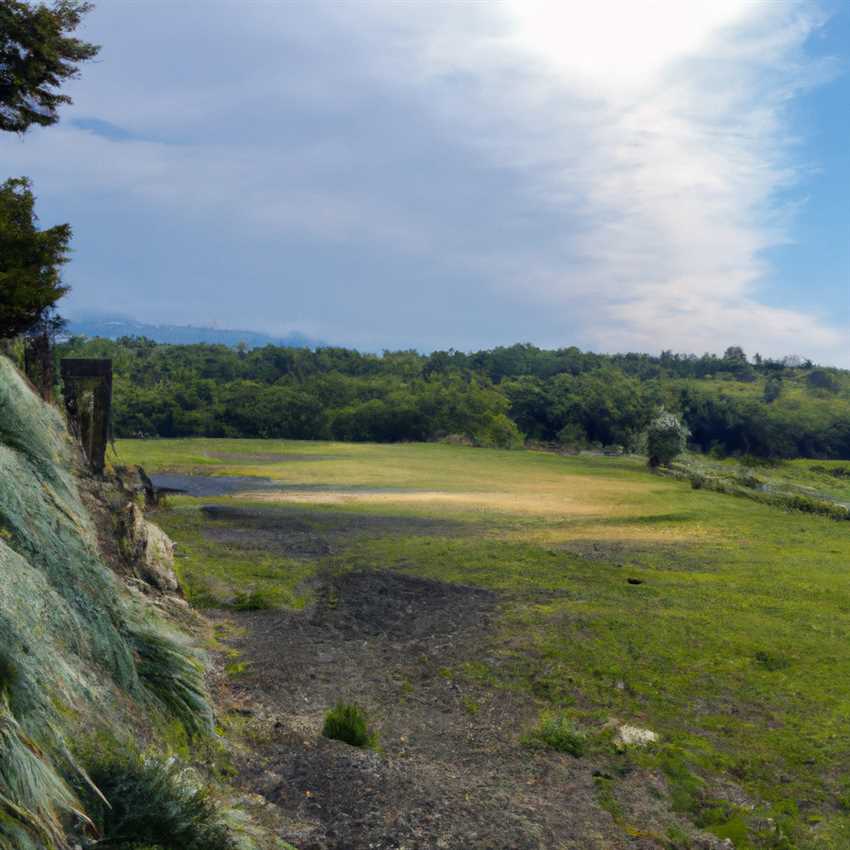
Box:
214;569;723;850
151;472;439;498
200;504;470;559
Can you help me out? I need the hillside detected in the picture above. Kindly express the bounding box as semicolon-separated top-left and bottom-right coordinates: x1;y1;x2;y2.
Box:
58;338;850;459
0;357;272;849
65;314;321;349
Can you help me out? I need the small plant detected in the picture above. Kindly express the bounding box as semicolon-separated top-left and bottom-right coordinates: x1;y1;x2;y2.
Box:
224;660;248;677
525;712;586;757
461;696;480;716
754;650;791;672
321;702;377;749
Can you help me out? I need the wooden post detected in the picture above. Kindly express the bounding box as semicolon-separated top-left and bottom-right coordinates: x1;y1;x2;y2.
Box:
60;358;112;474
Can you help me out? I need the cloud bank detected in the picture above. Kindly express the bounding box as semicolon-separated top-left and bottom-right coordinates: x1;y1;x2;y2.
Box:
1;0;845;363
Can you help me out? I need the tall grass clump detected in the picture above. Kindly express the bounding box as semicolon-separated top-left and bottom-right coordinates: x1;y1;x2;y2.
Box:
76;747;237;850
0;698;87;850
130;629;214;737
322;702;377;749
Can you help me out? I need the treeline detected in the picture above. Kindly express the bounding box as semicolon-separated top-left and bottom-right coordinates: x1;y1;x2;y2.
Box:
56;337;850;458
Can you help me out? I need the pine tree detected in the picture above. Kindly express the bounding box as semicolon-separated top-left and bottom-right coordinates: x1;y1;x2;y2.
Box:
0;0;99;133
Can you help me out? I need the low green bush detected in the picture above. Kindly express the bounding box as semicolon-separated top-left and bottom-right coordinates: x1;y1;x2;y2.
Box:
525;712;586;757
76;747;237;850
232;588;276;611
754;650;791;672
321;703;377;749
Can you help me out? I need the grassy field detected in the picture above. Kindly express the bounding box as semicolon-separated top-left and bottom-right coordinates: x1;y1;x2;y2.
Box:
118;438;850;848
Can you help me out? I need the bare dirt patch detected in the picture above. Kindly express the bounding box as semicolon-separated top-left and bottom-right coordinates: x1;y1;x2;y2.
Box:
215;570;719;850
199;504;471;559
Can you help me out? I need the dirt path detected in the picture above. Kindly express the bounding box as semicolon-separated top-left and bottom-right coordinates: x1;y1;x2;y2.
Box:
200;504;726;849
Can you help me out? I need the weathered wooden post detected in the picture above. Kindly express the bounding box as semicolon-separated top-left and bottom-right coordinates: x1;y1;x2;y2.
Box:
60;358;112;474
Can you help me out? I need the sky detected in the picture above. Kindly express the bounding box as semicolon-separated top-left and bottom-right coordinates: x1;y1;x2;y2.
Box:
2;0;849;364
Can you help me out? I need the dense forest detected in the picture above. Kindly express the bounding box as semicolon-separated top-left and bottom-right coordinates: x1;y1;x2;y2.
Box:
57;337;850;459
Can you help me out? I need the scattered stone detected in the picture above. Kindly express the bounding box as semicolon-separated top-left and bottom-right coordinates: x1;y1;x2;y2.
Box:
616;724;658;747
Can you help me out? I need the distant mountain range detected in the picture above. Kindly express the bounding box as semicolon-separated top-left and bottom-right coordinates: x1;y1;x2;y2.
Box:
64;314;322;349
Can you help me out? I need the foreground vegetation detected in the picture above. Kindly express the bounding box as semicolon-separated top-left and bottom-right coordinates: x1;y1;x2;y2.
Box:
122;437;850;848
63;337;850;458
0;358;255;849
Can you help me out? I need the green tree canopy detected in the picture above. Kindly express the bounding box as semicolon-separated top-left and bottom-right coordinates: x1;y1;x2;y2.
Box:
0;0;98;133
0;177;71;338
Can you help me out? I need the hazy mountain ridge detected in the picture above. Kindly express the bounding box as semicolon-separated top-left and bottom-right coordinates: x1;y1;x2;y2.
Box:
65;314;322;349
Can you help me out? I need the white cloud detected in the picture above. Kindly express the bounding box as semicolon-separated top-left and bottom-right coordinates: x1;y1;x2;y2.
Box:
0;0;845;362
339;0;844;360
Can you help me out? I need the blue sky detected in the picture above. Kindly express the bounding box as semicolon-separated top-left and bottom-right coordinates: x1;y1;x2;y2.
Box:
2;0;848;364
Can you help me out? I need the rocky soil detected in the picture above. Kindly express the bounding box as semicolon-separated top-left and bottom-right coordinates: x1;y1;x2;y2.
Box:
197;504;731;850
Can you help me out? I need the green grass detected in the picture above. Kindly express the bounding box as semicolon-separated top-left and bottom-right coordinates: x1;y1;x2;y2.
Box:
524;711;587;756
119;437;850;847
321;703;377;749
142;498;314;610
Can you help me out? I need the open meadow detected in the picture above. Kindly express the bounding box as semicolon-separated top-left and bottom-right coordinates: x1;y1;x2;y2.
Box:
119;438;850;849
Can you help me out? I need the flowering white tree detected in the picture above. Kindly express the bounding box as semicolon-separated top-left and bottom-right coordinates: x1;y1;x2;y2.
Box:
646;410;689;468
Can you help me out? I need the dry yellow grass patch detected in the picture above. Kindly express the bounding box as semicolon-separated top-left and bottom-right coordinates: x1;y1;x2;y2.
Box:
237;475;654;519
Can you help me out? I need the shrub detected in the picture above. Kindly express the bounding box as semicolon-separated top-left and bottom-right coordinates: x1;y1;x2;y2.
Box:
472;413;524;449
734;470;764;490
763;377;783;403
557;422;588;450
232;588;276;611
806;369;839;394
321;703;377;748
76;747;237;850
525;712;586;757
646;411;689;468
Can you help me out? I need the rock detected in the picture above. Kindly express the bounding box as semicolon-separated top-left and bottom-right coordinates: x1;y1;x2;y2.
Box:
121;501;180;592
113;464;157;507
615;724;658;747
